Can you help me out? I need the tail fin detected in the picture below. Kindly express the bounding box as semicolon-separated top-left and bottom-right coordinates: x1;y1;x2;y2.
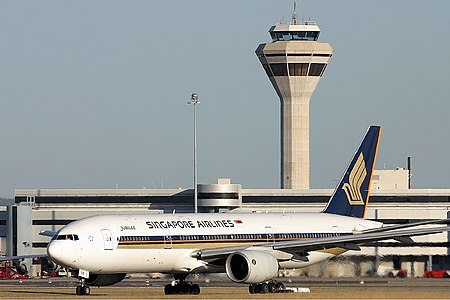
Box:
323;126;382;218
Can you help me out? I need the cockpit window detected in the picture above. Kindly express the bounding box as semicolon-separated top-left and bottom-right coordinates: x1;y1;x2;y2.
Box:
55;234;79;241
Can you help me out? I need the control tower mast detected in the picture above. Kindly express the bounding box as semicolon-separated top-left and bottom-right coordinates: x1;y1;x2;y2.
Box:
255;8;333;189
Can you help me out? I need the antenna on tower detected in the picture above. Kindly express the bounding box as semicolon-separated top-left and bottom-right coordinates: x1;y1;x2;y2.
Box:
292;1;298;25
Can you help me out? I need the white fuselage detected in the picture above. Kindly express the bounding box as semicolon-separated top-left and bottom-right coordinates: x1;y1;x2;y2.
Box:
47;212;382;275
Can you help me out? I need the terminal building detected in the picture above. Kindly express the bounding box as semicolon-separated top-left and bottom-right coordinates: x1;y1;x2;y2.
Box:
1;170;450;277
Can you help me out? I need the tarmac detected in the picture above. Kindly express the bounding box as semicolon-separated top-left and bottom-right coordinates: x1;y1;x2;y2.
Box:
1;277;450;299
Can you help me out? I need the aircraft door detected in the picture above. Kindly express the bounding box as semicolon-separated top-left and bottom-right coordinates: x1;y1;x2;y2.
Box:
163;228;172;249
265;226;275;245
101;229;114;250
332;226;340;237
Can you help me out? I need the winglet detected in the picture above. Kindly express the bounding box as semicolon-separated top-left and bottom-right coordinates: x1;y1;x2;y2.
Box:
323;126;382;218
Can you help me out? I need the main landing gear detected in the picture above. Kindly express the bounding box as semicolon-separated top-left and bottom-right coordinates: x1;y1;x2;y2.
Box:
76;278;91;296
248;280;285;294
164;274;200;295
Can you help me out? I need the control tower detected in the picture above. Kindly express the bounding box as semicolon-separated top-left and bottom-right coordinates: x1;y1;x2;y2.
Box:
255;10;333;189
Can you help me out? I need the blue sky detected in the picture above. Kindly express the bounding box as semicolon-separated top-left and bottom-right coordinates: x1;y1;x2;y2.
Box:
0;1;449;197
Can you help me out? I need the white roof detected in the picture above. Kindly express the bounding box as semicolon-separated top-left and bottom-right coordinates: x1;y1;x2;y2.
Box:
270;23;320;33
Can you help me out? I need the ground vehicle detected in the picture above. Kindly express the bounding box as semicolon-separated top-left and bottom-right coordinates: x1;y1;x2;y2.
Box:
387;270;408;278
0;261;29;280
424;270;450;278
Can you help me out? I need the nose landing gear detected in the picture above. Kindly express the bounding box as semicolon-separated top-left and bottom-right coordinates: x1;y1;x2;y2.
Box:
76;284;90;296
76;278;90;296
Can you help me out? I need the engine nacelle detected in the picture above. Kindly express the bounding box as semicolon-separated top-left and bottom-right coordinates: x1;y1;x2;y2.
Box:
225;250;279;284
86;273;126;286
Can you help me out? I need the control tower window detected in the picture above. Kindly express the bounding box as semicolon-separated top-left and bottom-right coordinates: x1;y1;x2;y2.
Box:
270;63;288;76
308;63;326;76
270;31;319;42
289;63;309;76
292;32;306;39
306;31;319;40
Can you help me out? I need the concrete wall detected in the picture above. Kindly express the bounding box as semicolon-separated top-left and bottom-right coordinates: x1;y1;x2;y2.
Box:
372;169;409;190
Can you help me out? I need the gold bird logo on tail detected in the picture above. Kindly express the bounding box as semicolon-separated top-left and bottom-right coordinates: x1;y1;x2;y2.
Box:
342;153;366;205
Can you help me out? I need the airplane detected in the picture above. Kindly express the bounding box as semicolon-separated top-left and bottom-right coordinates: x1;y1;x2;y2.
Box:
2;125;450;296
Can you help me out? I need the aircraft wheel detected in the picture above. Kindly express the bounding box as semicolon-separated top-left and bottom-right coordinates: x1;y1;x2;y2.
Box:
173;284;179;294
276;282;285;290
83;286;90;295
261;282;269;293
190;283;200;295
268;282;276;293
164;284;173;295
248;284;255;294
180;283;191;294
75;285;90;296
253;283;262;294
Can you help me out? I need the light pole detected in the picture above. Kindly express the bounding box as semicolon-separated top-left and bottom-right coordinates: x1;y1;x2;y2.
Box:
188;93;200;213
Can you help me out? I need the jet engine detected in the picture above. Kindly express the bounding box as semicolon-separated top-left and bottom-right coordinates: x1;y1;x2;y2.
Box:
85;273;126;286
225;250;279;284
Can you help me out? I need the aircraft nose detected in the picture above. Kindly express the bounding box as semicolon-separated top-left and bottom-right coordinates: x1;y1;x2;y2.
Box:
47;241;63;263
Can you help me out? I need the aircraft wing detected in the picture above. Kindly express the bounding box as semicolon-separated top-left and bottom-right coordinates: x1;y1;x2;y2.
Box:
271;226;449;253
355;218;450;235
0;253;48;261
196;225;450;260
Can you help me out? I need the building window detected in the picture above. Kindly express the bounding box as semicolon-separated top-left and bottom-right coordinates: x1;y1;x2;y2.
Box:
287;53;312;57
306;31;319;40
270;31;319;42
270;63;288;76
313;53;332;57
288;63;309;76
308;63;326;76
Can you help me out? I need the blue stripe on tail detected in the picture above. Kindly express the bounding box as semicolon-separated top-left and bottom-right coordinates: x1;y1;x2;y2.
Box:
323;126;382;218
